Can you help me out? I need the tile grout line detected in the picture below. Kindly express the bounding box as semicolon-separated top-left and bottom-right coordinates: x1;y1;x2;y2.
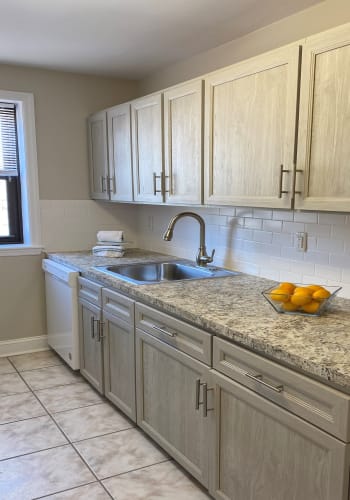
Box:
4;355;175;499
7;356;114;499
71;425;135;444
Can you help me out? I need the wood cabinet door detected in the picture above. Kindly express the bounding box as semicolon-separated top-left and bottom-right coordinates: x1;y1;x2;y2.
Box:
164;80;203;205
78;298;104;393
204;44;300;208
131;94;163;203
107;103;133;202
295;24;350;211
135;328;210;487
103;311;136;422
88;110;109;200
209;370;350;500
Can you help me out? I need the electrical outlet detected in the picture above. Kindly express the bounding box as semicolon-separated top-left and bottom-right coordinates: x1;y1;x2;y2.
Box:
296;232;307;252
148;215;154;231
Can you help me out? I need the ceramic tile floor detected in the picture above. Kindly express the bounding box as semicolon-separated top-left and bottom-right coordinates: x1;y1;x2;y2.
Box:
0;350;211;500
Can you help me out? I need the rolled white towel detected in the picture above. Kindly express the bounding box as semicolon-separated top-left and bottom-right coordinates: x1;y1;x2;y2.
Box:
97;230;124;243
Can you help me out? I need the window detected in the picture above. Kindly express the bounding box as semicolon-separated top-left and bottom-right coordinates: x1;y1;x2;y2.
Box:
0;90;41;255
0;103;23;244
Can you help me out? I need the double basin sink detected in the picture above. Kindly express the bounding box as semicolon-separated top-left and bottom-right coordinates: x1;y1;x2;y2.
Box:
94;261;239;285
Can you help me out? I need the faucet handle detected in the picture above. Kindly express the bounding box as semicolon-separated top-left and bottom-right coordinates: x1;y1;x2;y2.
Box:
197;248;215;266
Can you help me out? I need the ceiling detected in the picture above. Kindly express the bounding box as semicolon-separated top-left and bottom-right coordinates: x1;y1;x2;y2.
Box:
0;0;322;79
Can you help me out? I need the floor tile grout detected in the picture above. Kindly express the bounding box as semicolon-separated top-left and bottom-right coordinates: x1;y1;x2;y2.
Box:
71;425;135;444
2;353;209;499
32;479;99;500
0;442;71;463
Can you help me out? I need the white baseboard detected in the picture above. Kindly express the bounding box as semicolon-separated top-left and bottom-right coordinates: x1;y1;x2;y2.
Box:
0;335;49;357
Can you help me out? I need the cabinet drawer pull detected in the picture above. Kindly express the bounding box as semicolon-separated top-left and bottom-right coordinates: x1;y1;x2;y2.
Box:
278;164;289;198
153;172;162;195
96;321;105;342
151;324;176;337
195;378;201;409
245;372;284;393
90;317;95;338
100;176;107;193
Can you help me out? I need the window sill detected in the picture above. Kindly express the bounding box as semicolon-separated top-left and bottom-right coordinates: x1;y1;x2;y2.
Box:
0;244;43;256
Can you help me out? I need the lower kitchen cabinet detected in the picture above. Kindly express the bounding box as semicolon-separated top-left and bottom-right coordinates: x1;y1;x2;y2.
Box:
209;369;350;500
135;328;211;487
103;310;136;421
78;297;104;393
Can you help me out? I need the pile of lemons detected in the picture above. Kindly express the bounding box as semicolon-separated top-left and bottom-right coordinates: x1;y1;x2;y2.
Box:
269;282;331;314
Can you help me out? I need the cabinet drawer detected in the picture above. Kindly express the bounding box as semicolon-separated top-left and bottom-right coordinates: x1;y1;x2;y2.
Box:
213;336;350;441
135;303;212;365
102;288;134;324
78;277;102;306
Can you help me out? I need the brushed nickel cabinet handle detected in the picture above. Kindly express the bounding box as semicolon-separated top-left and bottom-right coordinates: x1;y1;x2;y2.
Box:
245;372;284;393
151;324;176;338
202;383;208;417
278;164;290;198
108;176;116;194
161;172;169;195
153;172;162;195
90;317;95;338
294;169;303;196
101;176;107;193
195;378;201;410
96;321;105;342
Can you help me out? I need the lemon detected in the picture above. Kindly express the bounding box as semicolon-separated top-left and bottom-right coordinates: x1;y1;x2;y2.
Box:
313;288;331;301
294;286;313;295
269;288;289;303
301;301;321;314
290;290;313;306
279;282;296;294
307;284;323;293
282;301;299;312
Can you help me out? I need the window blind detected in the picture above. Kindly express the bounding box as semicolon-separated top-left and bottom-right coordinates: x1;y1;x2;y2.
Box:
0;103;19;176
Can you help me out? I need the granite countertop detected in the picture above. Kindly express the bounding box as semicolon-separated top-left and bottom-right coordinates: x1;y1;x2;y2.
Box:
48;250;350;393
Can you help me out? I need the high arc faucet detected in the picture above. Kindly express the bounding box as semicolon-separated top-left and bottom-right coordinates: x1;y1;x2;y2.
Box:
163;212;215;267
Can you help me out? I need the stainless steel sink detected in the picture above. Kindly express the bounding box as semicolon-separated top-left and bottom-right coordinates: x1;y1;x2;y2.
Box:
94;261;239;284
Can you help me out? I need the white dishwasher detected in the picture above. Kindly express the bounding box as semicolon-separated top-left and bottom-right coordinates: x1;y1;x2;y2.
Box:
42;259;80;370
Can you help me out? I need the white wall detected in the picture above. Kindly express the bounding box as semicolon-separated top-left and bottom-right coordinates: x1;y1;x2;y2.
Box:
137;205;350;298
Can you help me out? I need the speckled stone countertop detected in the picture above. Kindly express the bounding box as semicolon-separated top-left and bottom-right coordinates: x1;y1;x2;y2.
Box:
48;250;350;393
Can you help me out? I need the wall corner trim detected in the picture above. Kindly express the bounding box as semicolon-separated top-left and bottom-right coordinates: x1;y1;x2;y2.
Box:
0;335;48;357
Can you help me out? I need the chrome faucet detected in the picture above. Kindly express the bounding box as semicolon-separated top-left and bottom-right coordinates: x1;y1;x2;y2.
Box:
163;212;215;267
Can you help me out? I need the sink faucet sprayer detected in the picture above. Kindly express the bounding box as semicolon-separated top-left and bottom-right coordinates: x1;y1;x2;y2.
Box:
163;212;215;267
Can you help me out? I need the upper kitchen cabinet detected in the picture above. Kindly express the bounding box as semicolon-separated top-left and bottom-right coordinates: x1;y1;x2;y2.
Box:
295;24;350;212
107;103;133;202
163;80;203;205
88;110;109;200
131;93;163;203
204;44;300;208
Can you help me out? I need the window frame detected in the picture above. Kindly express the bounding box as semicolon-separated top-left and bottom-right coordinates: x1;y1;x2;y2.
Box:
0;90;42;256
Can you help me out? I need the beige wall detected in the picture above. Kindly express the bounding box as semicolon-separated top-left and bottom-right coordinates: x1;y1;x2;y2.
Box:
0;64;138;200
0;255;46;342
140;0;350;93
0;66;138;344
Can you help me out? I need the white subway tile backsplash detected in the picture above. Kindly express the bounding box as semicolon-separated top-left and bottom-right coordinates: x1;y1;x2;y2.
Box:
41;202;342;299
304;251;330;265
316;238;344;253
253;208;273;219
314;264;342;281
272;210;294;221
332;224;350;240
318;213;347;225
244;218;263;230
306;223;331;237
282;221;305;233
263;219;282;232
253;230;273;243
219;207;236;216
293;211;318;223
236;207;253;218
